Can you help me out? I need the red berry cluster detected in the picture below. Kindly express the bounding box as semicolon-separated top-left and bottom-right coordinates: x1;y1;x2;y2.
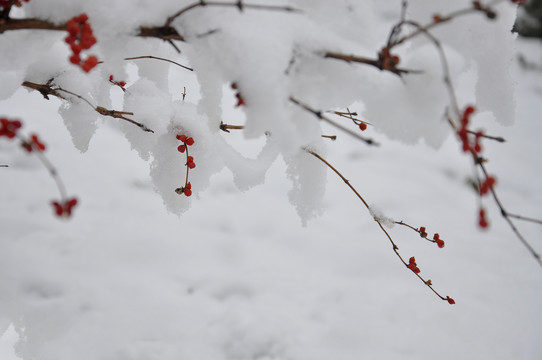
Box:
175;134;196;197
65;14;98;73
479;208;489;228
479;175;496;196
407;256;421;274
1;117;78;219
109;75;126;89
418;226;445;248
457;106;485;154
52;198;78;218
433;233;445;248
176;134;195;154
0;0;29;9
231;83;246;107
0;118;22;138
21;134;46;153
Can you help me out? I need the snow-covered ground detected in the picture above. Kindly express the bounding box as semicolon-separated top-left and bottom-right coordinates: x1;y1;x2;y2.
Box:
1;25;542;360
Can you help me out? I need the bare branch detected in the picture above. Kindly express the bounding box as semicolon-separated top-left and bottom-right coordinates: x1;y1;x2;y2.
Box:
124;55;193;71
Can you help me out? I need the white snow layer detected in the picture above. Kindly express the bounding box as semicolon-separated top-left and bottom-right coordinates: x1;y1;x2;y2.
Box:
2;1;540;360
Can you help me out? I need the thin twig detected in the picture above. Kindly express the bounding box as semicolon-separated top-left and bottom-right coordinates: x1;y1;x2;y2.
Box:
467;129;505;143
305;148;452;303
165;0;299;27
290;97;378;146
323;52;420;76
124;56;193;71
506;213;542;225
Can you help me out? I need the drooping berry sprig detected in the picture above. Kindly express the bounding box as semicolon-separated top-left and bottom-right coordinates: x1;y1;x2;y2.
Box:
174;133;195;197
306;148;454;304
0;117;78;218
65;14;98;73
395;222;446;248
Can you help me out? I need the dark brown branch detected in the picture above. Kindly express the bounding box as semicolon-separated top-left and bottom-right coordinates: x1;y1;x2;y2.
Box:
21;81;154;133
219;122;244;133
21;80;65;100
165;1;299;27
137;25;184;42
0;17;66;33
466;129;505;143
323;52;419;76
0;17;185;44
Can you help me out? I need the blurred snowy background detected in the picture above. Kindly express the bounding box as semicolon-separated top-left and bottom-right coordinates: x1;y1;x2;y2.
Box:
1;1;542;360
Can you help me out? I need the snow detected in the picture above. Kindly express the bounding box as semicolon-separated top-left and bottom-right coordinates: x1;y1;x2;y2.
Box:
1;1;542;359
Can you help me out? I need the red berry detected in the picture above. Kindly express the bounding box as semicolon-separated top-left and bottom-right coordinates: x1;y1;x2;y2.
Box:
70;54;81;65
359;123;367;131
183;188;192;196
185;182;191;189
464;106;475;115
187;161;196;169
119;81;126;87
479;208;489;228
52;201;63;216
109;75;114;81
187;156;194;163
409;256;416;264
81;55;98;72
176;134;187;142
185;137;194;146
235;93;245;107
70;42;82;55
177;145;186;153
447;297;455;305
436;239;445;248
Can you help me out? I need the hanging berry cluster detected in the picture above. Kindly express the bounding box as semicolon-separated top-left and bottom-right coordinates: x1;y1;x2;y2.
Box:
0;118;22;138
457;106;484;154
52;198;78;218
0;117;78;218
231;83;245;107
109;75;127;91
65;14;98;73
456;105;500;229
404;225;446;249
174;134;195;197
407;256;421;274
21;134;46;153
